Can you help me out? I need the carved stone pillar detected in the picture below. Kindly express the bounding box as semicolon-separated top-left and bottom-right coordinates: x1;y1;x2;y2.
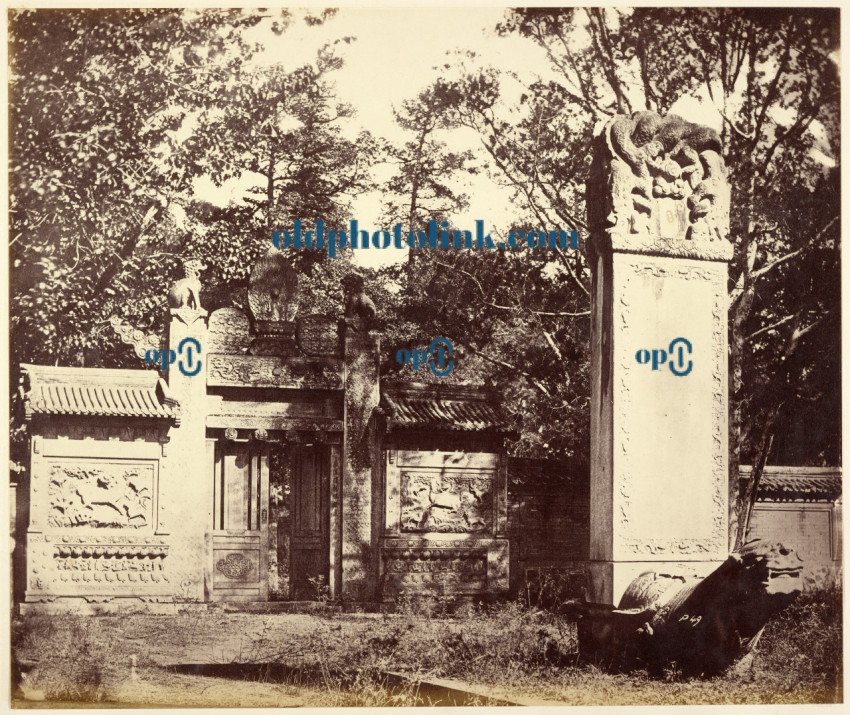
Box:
162;299;208;602
586;113;732;605
340;273;381;600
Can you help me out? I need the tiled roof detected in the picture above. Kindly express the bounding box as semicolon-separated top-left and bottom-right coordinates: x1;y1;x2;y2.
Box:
741;466;842;502
20;364;179;422
381;384;511;433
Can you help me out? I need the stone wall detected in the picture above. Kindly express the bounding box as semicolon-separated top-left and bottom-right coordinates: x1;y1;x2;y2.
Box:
507;457;588;601
380;438;509;600
749;503;841;588
23;420;173;607
505;458;841;598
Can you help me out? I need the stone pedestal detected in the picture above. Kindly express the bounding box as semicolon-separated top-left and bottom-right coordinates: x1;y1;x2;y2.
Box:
341;327;381;600
163;307;209;601
586;113;733;605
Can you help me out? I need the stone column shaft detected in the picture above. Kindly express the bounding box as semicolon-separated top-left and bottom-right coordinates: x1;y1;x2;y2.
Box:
341;329;381;600
163;308;208;601
586;112;732;605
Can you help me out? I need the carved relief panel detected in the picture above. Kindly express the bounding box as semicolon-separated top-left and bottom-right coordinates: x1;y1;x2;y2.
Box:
385;450;503;537
381;450;509;599
45;460;155;530
400;471;493;534
25;434;169;602
25;533;172;602
382;547;488;593
207;355;343;389
589;112;732;262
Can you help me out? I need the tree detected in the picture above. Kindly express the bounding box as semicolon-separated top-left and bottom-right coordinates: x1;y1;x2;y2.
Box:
9;8;376;466
381;86;477;229
394;8;839;545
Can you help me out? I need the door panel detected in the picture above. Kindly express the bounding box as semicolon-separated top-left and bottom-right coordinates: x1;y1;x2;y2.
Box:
290;445;330;599
211;441;269;601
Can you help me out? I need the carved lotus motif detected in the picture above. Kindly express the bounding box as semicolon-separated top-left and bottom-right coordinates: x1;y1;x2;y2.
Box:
216;553;252;580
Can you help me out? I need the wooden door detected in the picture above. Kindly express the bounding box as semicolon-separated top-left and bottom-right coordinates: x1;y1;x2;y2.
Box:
210;441;269;601
290;444;330;600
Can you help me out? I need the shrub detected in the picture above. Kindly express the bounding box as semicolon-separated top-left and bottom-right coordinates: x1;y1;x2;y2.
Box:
13;613;110;702
752;584;842;699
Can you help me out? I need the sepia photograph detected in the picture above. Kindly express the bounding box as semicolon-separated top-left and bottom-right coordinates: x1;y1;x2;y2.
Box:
5;2;843;709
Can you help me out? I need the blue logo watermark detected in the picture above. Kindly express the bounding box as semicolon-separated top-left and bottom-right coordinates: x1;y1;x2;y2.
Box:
635;337;693;377
145;337;203;377
396;337;455;377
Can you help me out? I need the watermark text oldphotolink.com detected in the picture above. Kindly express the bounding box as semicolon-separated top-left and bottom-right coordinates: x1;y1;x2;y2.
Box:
273;219;580;258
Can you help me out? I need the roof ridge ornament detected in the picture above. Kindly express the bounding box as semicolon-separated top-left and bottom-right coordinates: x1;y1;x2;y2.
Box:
109;316;163;361
248;248;300;325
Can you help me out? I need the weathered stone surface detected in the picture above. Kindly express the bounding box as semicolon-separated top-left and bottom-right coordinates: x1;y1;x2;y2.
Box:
380;537;509;597
381;448;509;598
341;328;381;600
296;314;341;356
400;472;492;533
587;112;731;605
342;271;377;332
248;250;299;322
577;540;803;675
207;307;251;354
47;463;153;529
384;548;487;592
168;259;207;327
160;309;210;602
207;355;343;389
167;259;205;310
590;112;732;261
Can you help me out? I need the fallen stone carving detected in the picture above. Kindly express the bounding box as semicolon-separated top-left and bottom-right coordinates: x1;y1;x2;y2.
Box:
577;540;803;675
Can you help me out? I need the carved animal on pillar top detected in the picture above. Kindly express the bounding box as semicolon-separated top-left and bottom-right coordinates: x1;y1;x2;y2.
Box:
168;258;208;325
341;271;377;332
167;258;205;311
609;111;722;182
589;110;732;261
577;540;803;675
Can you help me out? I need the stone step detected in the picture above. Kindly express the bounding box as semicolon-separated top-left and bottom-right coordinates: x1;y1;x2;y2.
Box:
219;600;382;614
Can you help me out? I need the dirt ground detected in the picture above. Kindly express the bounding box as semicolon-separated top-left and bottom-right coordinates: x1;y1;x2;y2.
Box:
11;603;843;708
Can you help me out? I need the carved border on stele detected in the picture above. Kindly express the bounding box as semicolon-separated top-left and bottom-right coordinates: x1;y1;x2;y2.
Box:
614;258;727;558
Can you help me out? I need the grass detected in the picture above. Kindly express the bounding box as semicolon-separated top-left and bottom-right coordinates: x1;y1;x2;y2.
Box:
11;586;842;707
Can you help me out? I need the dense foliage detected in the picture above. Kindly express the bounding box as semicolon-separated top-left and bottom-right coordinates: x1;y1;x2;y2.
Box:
9;9;840;520
380;8;840;540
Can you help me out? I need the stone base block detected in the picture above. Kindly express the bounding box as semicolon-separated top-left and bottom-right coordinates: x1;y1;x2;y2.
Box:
587;559;725;606
18;597;180;616
379;537;509;600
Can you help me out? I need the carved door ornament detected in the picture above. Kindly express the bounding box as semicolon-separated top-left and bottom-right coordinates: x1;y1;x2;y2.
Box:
215;553;252;580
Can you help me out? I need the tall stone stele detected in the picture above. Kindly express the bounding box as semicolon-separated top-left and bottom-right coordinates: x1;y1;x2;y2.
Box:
586;111;733;605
